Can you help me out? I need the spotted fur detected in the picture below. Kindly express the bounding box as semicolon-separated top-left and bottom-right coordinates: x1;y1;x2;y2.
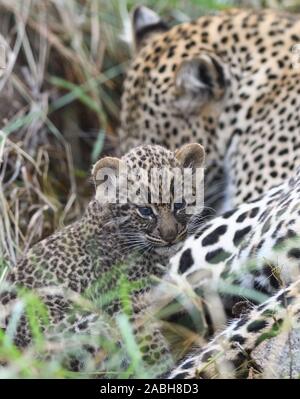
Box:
167;167;300;378
169;279;300;378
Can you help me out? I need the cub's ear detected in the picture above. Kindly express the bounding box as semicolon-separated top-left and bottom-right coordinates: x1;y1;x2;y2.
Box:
175;143;205;170
92;157;126;187
174;55;228;114
132;6;168;51
92;157;123;187
92;156;126;203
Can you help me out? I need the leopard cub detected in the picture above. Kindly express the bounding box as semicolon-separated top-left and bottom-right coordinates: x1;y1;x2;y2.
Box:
0;143;205;350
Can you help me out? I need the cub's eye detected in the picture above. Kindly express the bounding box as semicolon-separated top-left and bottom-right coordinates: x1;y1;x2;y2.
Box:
137;206;154;217
174;200;186;212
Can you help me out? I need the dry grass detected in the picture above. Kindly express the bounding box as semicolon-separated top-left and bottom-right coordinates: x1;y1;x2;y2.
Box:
0;0;128;268
0;0;224;270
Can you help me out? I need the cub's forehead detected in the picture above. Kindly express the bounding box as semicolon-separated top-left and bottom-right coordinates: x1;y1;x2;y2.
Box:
122;145;179;170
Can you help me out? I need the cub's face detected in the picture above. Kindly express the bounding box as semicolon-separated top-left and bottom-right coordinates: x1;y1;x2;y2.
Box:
92;144;205;255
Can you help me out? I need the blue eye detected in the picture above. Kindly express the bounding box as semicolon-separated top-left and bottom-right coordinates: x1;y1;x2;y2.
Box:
137;207;154;217
174;200;186;211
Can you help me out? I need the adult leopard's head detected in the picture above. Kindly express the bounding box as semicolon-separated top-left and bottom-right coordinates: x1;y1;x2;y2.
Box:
92;143;205;256
119;6;231;165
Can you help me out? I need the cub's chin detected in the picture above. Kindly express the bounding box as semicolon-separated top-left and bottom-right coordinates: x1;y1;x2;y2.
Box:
153;242;183;257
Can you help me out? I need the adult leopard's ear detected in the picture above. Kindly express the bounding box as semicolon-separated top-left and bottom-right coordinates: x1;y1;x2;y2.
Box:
92;157;126;202
175;143;205;170
174;55;229;114
132;6;168;51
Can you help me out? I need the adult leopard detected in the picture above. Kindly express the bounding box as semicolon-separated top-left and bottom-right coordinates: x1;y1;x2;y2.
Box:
165;166;300;378
120;6;300;212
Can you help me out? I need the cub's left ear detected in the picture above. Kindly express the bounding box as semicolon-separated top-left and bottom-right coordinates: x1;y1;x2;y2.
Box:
174;55;228;114
132;6;168;51
175;143;205;170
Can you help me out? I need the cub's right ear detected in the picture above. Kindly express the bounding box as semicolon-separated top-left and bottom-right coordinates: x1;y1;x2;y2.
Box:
132;6;168;51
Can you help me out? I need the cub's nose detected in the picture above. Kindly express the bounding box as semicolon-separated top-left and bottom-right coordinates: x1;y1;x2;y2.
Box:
160;225;178;243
